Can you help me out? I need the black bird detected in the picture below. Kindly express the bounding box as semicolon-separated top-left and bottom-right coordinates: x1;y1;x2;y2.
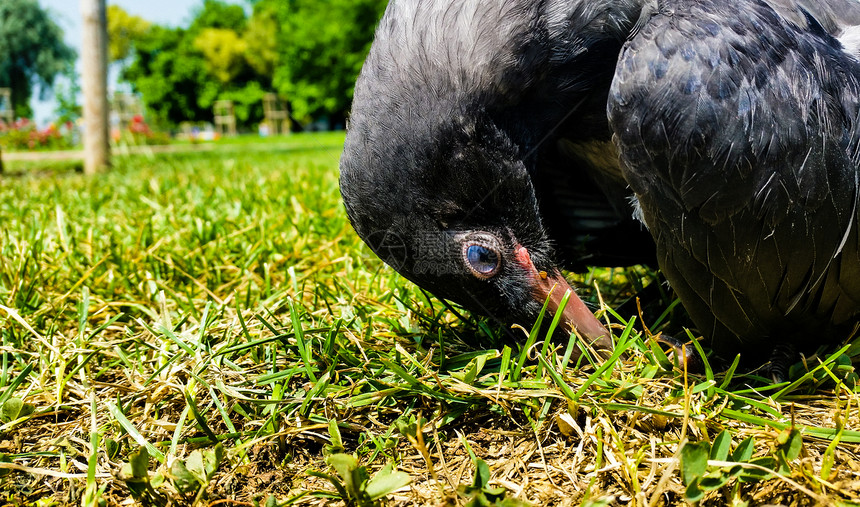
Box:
340;0;860;367
340;0;658;352
610;0;860;366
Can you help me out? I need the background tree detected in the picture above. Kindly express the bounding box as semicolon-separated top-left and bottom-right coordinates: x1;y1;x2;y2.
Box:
188;0;246;33
121;25;208;126
0;0;76;118
194;28;248;83
243;2;280;82
271;0;388;128
116;1;265;128
112;0;387;131
106;5;151;62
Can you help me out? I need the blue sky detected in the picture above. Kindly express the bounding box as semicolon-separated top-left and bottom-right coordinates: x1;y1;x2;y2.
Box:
32;0;245;125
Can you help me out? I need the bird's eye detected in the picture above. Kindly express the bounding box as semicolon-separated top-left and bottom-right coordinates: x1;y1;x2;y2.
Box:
463;243;501;279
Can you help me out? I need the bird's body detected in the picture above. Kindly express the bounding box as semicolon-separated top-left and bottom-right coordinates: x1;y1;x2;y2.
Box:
611;0;860;362
340;0;860;367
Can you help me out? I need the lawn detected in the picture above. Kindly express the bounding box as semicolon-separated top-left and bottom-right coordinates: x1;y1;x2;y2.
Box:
0;133;859;506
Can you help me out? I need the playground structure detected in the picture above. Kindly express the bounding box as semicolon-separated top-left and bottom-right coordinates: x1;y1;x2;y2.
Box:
263;93;290;135
209;93;290;138
213;100;237;137
110;92;291;141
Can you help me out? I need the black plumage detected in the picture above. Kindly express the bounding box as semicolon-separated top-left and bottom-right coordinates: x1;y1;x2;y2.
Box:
340;0;860;367
341;0;661;352
610;0;860;363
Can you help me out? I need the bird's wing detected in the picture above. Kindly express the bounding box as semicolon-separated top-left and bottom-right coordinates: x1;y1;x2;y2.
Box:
764;0;860;35
608;0;860;358
765;0;860;56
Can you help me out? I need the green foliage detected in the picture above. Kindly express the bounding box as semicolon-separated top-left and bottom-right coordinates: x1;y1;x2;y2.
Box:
169;444;224;497
117;1;277;129
0;0;76;118
680;428;804;504
309;453;411;506
788;350;858;389
189;0;247;33
117;115;171;146
0;454;10;478
218;81;267;124
53;63;82;125
121;25;210;126
0;397;34;424
194;28;248;83
244;3;280;79
118;443;224;503
458;458;532;507
107;5;151;62
113;0;385;129
271;0;388;124
118;448;168;506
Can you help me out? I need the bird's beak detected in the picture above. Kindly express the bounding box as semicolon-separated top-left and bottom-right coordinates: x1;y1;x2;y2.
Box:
514;246;612;353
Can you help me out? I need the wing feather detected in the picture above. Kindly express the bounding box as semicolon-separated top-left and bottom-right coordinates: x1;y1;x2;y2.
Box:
609;0;860;359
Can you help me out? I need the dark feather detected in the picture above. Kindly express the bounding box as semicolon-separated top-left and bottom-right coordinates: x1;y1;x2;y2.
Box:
610;0;860;361
341;0;860;367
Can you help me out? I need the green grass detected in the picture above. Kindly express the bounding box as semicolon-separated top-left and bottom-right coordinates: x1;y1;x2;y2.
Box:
0;133;859;506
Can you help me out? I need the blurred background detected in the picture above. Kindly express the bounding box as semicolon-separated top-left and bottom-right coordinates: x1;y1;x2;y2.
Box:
0;0;387;151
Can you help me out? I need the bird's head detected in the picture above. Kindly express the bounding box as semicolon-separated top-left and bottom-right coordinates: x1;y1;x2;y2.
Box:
340;111;611;351
338;0;640;352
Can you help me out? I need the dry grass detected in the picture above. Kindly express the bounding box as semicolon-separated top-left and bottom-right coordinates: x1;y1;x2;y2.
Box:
1;133;859;507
